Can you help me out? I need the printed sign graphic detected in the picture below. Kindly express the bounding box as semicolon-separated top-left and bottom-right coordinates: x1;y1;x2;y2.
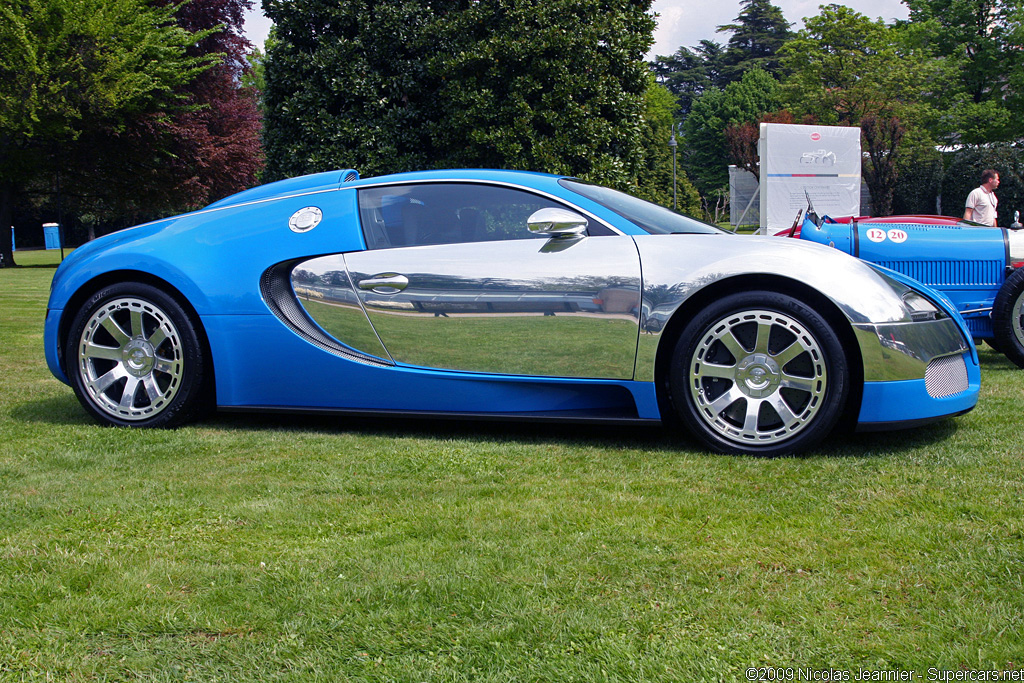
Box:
759;123;862;232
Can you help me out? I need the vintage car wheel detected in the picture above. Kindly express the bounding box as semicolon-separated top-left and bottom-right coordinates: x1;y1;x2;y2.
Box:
670;292;849;456
66;282;208;427
993;268;1024;368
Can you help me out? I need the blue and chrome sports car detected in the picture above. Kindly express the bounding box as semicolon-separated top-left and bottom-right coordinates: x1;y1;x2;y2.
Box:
45;169;979;456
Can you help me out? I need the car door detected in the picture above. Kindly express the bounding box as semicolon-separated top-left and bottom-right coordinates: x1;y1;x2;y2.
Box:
343;182;643;379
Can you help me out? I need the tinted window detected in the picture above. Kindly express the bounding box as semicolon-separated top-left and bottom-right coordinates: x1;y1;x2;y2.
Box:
359;183;570;249
560;179;727;235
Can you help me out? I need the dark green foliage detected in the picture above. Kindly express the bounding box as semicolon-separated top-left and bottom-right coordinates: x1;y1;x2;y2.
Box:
942;144;1024;225
892;142;943;215
635;78;700;214
716;0;793;82
650;0;790;119
682;68;781;195
650;40;726;120
262;0;656;191
906;0;1024;143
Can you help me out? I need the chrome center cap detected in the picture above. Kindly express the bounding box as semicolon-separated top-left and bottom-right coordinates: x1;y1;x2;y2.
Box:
122;338;156;377
736;353;781;398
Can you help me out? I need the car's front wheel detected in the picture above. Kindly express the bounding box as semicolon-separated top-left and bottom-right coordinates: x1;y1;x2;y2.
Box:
993;268;1024;368
65;282;209;427
669;291;849;456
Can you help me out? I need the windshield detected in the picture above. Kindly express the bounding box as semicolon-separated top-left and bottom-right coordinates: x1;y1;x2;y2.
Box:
560;179;728;235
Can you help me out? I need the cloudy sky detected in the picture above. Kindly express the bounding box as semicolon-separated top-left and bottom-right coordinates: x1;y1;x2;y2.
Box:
242;1;911;58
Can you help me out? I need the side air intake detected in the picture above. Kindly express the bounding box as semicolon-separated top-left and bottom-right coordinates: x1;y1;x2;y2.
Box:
260;261;390;367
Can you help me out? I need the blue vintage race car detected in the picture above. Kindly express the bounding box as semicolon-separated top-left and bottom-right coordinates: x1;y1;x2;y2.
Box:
787;208;1024;367
45;169;979;456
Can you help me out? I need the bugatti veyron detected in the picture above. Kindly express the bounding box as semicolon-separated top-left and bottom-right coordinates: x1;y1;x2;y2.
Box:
45;169;979;455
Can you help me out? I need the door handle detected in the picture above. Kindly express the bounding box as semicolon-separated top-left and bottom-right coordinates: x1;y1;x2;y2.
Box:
358;273;409;294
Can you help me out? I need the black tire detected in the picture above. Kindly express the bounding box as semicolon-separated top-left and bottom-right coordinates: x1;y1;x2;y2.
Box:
668;291;849;456
65;282;209;427
992;268;1024;368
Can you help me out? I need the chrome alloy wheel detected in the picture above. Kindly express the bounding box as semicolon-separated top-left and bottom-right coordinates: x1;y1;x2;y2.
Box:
77;297;184;421
689;309;827;446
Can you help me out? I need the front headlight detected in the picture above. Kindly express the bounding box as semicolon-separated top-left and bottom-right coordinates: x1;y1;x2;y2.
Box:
902;290;944;322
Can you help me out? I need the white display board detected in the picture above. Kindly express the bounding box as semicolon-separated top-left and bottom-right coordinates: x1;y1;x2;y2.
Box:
759;123;861;231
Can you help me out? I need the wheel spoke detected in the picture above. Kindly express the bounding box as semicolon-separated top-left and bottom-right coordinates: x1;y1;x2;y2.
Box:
741;397;762;435
83;342;121;362
100;317;130;347
148;327;168;348
154;358;176;375
766;393;800;428
142;375;163;403
772;339;805;368
706;385;745;416
719;331;748;360
129;310;145;338
780;372;817;393
753;320;772;354
695;361;736;380
89;365;126;394
119;376;141;410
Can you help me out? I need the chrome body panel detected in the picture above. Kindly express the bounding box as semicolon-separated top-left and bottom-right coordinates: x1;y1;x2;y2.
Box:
344;236;642;378
290;261;392;361
852;319;969;381
632;234;968;383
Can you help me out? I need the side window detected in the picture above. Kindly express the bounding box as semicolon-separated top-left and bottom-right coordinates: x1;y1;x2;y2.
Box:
359;183;573;249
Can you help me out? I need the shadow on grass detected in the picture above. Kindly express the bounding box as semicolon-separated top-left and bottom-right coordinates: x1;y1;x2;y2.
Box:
198;407;959;460
10;394;960;459
9;395;94;426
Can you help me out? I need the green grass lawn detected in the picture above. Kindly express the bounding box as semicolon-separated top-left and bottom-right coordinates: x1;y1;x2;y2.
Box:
2;251;1023;681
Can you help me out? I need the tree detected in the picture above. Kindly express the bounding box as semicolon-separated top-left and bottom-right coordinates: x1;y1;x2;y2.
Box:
150;0;263;208
682;68;782;195
263;0;656;192
716;0;793;82
905;0;1024;142
0;0;214;266
860;115;905;216
778;5;950;216
779;5;941;127
56;0;263;231
650;40;727;119
635;77;700;213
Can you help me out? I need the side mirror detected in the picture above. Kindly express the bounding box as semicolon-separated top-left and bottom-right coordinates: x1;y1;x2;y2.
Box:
527;208;588;237
1011;210;1022;231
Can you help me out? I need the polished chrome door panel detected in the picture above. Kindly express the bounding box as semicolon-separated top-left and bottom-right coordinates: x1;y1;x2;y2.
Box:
290;260;391;361
345;236;642;378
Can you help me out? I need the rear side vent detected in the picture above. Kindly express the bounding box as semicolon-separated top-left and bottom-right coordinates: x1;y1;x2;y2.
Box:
343;170;359;182
260;261;389;367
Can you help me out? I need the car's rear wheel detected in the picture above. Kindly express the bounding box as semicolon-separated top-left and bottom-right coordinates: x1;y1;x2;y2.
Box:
669;291;849;456
66;282;208;427
993;267;1024;368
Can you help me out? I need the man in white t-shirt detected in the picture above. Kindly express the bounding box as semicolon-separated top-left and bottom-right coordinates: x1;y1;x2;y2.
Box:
963;169;1000;226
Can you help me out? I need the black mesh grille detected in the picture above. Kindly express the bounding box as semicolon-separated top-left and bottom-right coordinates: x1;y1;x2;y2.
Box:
925;354;969;398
